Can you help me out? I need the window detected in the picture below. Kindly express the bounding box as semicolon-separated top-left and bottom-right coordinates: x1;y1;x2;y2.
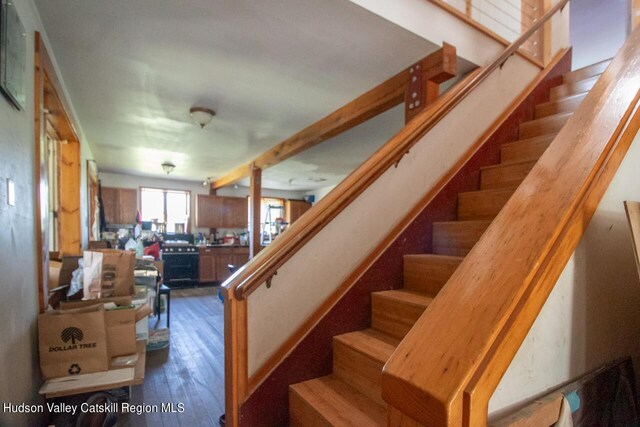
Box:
260;197;285;225
140;187;190;233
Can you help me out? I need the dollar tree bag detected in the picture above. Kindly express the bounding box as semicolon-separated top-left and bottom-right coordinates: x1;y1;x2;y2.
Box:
83;249;135;299
38;305;109;379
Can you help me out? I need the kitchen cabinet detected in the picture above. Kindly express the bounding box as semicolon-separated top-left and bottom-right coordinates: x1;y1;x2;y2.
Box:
198;247;217;283
286;199;312;225
198;246;250;283
196;194;248;228
102;187;137;225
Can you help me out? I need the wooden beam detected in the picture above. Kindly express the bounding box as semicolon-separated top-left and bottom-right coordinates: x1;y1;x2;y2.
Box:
405;43;457;123
212;164;251;192
212;45;456;189
249;165;262;258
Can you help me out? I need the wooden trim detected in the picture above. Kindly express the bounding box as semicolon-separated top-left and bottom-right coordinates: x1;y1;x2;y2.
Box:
223;293;248;427
212;45;455;189
542;0;553;65
243;48;570;399
249;165;262;258
624;201;640;280
227;0;567;302
381;26;640;427
426;0;544;68
34;32;84;311
34;32;47;313
489;393;563;427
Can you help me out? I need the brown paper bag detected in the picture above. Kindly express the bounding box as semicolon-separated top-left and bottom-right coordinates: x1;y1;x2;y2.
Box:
83;250;135;299
38;305;109;379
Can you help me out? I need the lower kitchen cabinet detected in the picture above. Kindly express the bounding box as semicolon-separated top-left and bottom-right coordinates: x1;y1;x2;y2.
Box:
198;248;217;283
199;246;250;283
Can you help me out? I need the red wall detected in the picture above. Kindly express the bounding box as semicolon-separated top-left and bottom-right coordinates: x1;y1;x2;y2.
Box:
238;50;572;426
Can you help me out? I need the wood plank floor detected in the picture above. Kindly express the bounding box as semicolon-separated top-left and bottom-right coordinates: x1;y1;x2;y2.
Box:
120;287;225;426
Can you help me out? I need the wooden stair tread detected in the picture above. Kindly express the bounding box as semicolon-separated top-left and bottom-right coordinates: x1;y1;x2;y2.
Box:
371;290;433;339
458;188;515;221
519;111;572;139
535;92;588;118
550;74;599;100
403;254;463;294
333;329;399;406
290;376;386;427
500;134;556;163
563;59;610;82
480;159;537;190
432;220;492;257
481;158;537;171
372;289;433;308
334;329;399;364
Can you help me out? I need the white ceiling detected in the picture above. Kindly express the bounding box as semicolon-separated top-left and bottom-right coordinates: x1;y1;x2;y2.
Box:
35;0;450;190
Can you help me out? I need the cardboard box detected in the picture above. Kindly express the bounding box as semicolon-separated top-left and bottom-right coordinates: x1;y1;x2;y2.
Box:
38;305;109;379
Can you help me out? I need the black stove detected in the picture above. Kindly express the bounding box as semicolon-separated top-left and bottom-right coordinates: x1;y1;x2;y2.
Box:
162;244;199;287
163;245;198;254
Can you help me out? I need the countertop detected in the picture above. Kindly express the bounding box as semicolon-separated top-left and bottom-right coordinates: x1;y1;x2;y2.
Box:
198;244;249;248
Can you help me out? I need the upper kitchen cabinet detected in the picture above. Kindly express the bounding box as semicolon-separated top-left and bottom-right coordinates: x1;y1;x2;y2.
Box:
285;199;312;225
102;187;138;225
196;194;248;228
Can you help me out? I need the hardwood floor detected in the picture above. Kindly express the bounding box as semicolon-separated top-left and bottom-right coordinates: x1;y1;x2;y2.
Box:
121;287;225;426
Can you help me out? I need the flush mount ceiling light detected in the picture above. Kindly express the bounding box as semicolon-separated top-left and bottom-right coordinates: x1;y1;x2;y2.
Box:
161;162;175;174
190;106;216;128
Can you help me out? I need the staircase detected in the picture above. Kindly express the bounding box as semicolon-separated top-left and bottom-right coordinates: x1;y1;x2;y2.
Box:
288;60;610;426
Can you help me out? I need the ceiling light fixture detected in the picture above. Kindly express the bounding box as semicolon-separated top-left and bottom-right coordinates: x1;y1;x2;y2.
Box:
190;106;216;128
161;162;175;174
202;177;212;186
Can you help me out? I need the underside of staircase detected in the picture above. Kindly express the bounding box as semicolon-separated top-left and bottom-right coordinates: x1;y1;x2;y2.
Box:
288;59;610;426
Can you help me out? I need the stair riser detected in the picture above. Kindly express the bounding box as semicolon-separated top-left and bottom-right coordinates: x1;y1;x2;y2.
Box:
333;341;385;406
432;222;490;257
371;295;426;340
403;256;461;294
481;161;535;190
519;113;571;139
550;76;597;100
500;136;553;164
535;93;586;119
458;190;514;221
290;389;333;427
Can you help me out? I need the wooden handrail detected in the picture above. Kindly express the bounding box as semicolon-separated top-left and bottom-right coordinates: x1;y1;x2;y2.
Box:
223;0;567;301
381;26;640;427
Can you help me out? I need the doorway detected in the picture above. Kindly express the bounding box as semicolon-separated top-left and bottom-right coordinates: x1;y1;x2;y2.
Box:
34;32;82;311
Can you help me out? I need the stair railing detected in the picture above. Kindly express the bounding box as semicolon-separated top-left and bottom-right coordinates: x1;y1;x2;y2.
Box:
222;1;568;426
381;24;640;427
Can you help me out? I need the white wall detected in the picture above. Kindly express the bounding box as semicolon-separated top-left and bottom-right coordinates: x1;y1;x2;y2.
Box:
348;0;505;66
0;1;86;425
489;128;640;415
570;0;629;70
305;184;337;203
99;171;307;233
